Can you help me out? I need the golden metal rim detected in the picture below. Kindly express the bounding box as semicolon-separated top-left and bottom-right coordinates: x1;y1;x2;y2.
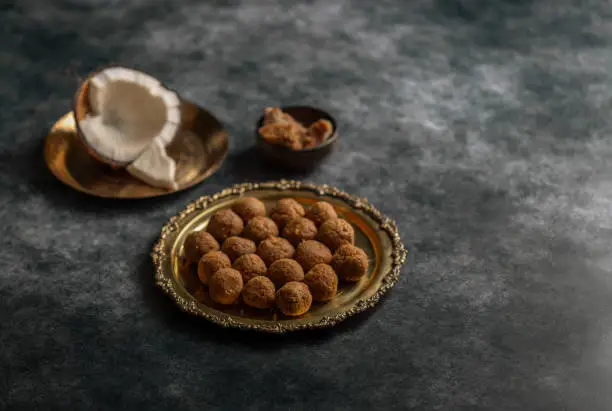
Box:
43;110;229;199
151;180;407;333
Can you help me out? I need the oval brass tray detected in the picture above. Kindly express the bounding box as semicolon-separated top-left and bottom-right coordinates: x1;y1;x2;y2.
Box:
43;100;228;199
152;181;407;333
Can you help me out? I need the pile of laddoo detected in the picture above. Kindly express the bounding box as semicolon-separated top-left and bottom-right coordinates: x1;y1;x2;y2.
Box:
182;196;369;316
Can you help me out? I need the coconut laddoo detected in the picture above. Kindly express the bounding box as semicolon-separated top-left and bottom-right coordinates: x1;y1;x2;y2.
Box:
197;251;231;285
275;281;312;316
209;268;244;305
267;258;305;287
232;253;267;283
221;236;256;261
304;264;338;302
305;201;338;227
242;216;279;244
231;197;266;222
316;218;355;251
206;209;244;243
331;244;369;282
257;236;295;266
242;276;276;309
269;198;305;230
282;217;318;247
294;240;332;272
183;231;220;264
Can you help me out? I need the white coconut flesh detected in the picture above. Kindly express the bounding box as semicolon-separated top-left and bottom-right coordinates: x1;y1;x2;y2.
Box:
126;138;179;190
79;67;181;189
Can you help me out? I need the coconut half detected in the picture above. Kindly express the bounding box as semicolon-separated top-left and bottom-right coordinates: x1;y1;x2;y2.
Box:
77;66;181;189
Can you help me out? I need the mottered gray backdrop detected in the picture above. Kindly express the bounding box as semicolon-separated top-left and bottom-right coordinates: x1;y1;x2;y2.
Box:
2;0;612;410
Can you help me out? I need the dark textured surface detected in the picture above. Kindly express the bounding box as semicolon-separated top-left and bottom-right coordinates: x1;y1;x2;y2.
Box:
2;0;612;409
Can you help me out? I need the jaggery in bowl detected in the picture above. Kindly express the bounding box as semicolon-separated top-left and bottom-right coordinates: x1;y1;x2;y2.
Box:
255;106;338;170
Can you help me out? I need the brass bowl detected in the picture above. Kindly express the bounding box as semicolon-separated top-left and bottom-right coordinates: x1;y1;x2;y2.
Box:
152;180;407;333
43;105;228;199
255;106;338;170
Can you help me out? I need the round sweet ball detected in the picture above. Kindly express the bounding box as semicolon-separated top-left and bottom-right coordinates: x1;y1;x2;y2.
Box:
331;244;369;282
268;258;304;287
198;251;231;285
231;197;266;222
282;217;318;247
242;276;276;309
184;231;219;264
276;282;312;317
242;216;279;244
304;264;338;302
256;236;295;266
221;236;256;261
269;198;305;230
316;218;355;251
294;240;332;272
232;253;267;283
305;201;338;227
209;268;243;305
207;209;244;243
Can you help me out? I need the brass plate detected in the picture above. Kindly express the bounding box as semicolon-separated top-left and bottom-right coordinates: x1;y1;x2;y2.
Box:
43;101;228;199
152;181;407;333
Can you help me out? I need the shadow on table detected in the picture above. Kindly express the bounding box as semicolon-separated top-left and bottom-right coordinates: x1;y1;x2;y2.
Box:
217;145;313;184
135;247;386;348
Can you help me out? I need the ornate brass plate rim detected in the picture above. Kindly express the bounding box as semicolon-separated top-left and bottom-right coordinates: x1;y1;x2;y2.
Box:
151;180;407;333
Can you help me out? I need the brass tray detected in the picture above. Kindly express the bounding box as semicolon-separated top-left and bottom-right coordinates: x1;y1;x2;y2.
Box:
152;181;407;333
43;100;228;199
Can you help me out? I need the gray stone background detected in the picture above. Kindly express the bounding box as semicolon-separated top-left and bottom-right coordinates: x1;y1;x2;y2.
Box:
3;0;612;410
